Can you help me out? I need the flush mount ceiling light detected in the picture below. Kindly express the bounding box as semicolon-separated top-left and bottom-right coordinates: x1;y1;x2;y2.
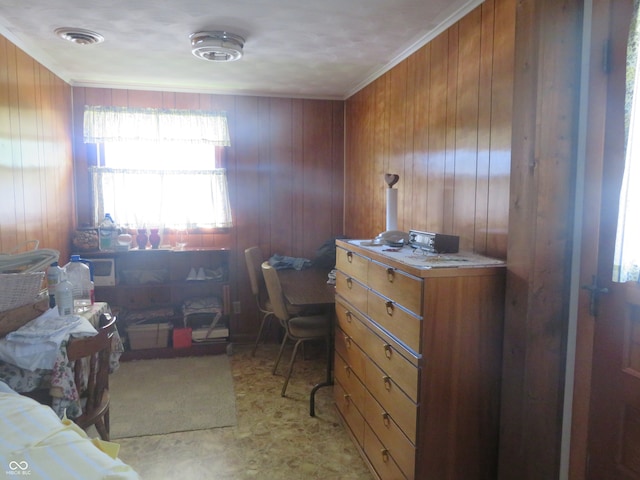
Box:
190;31;245;62
54;27;104;45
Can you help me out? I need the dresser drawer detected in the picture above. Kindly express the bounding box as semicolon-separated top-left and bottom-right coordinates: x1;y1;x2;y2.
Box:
335;351;366;411
336;297;369;343
365;357;417;443
367;290;422;354
336;247;369;284
367;261;422;314
339;296;419;400
365;389;416;480
335;326;367;381
334;378;365;447
335;271;368;314
360;325;419;402
364;423;409;480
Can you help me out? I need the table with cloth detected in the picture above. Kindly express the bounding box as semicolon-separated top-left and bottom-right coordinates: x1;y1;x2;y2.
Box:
0;302;123;419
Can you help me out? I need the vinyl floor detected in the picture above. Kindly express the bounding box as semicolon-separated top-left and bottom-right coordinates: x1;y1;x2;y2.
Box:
114;342;373;479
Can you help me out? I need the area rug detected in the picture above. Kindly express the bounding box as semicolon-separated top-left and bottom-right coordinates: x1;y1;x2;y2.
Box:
109;355;237;439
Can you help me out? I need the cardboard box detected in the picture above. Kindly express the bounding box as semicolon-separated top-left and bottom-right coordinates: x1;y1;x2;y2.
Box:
173;328;192;348
127;322;172;350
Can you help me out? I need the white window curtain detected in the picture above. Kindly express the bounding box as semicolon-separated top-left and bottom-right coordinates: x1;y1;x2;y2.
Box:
83;106;230;145
84;105;233;229
614;0;640;282
90;168;233;229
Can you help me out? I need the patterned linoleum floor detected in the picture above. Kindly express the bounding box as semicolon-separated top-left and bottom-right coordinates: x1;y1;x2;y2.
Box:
114;342;373;480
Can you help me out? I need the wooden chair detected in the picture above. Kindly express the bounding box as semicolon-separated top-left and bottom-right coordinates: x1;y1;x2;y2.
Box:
261;261;331;397
67;312;116;441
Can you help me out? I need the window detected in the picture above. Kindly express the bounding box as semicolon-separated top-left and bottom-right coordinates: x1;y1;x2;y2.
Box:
84;106;232;230
613;8;640;282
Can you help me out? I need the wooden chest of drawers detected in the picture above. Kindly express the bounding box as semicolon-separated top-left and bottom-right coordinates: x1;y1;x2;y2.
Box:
333;239;505;480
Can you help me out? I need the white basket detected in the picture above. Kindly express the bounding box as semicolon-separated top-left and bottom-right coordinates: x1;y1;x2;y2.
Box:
0;249;59;274
0;272;46;312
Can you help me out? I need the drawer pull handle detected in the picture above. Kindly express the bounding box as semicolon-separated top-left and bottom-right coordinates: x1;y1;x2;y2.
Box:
344;365;352;376
383;344;392;359
385;301;394;316
383;376;392;390
346;277;353;289
344;336;352;348
343;394;351;404
346;311;353;322
381;449;390;463
347;251;353;263
386;268;395;282
382;412;391;427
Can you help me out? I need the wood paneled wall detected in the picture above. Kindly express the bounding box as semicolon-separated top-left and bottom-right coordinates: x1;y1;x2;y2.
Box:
345;0;515;259
3;0;589;474
0;35;74;263
71;88;344;340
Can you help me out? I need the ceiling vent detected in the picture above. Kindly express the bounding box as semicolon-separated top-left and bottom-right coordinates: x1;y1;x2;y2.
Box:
190;31;245;62
54;27;104;45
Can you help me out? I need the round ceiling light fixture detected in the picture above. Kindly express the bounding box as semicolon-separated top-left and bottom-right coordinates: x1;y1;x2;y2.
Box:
54;27;104;45
190;31;245;62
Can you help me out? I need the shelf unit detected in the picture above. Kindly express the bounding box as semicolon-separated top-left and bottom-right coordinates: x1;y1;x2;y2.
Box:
78;247;231;360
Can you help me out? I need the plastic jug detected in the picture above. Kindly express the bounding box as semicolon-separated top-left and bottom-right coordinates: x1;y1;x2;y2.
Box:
65;255;93;313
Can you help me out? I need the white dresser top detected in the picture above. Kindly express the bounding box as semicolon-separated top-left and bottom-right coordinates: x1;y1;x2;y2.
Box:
347;239;505;270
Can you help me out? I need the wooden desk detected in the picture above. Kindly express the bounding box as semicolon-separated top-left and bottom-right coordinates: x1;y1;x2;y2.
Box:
277;268;335;416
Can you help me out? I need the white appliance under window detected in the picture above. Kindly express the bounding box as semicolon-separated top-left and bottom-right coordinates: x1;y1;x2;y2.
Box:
92;258;116;286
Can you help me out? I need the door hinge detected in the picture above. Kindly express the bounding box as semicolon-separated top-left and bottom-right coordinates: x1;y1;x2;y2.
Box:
581;275;609;317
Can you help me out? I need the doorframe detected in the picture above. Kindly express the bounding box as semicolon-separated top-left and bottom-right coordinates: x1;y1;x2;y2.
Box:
560;0;595;477
562;0;627;477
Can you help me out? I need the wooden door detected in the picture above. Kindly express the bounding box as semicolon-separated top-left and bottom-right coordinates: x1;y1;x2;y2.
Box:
587;280;640;479
574;0;640;478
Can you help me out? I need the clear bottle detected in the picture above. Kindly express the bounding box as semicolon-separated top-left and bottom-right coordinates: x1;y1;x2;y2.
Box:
46;261;64;308
56;272;74;316
65;255;92;313
99;213;117;251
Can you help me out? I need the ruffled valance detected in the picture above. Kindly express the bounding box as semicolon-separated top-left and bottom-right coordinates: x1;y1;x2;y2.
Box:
83;106;230;146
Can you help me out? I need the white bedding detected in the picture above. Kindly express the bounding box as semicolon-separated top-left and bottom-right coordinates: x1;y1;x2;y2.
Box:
0;382;140;479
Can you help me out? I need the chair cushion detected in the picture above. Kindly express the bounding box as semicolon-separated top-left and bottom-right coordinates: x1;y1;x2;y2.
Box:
288;315;330;339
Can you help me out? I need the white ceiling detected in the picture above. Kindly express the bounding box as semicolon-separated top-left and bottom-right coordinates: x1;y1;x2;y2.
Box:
0;0;482;100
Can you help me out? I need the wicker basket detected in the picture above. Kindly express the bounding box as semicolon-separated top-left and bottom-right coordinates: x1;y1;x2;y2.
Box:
0;290;49;338
0;272;46;313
